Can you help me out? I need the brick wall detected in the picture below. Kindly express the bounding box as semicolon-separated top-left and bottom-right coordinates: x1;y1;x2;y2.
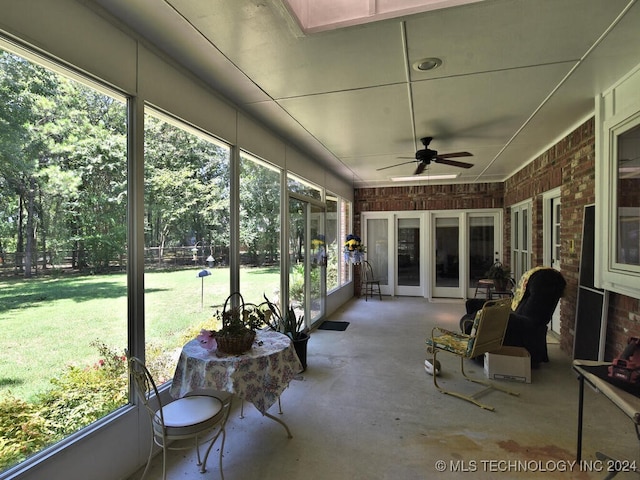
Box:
353;117;640;360
506;119;596;356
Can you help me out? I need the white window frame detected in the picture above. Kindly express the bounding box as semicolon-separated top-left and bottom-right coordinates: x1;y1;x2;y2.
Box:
510;199;532;281
598;99;640;299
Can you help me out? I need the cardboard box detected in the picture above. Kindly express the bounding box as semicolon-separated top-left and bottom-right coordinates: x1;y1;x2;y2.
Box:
484;346;531;383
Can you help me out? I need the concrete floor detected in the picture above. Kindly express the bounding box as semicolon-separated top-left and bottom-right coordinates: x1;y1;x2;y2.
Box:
128;296;639;480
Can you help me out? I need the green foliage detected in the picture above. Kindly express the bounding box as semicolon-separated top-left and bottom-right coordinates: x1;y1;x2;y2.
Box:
212;294;265;337
326;240;339;291
0;341;128;469
0;395;52;470
239;158;281;266
289;263;305;304
35;341;128;437
261;294;306;340
484;261;511;281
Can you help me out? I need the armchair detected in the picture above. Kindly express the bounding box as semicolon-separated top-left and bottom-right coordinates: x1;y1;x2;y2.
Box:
461;267;566;367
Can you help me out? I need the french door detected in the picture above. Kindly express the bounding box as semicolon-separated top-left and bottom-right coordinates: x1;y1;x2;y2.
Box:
288;196;325;327
362;210;501;298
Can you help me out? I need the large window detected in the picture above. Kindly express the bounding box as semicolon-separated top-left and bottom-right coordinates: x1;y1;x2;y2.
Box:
143;110;230;382
600;101;640;298
597;70;640;299
239;152;281;305
615;124;640;267
0;46;128;471
511;200;532;281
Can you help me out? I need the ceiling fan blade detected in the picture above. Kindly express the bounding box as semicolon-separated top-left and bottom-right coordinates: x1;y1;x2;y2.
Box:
438;151;473;158
414;162;427;175
376;159;417;171
434;157;474;169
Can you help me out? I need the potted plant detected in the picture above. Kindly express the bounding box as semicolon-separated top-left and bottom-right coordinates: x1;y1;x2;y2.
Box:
212;292;264;354
484;261;512;292
262;295;310;371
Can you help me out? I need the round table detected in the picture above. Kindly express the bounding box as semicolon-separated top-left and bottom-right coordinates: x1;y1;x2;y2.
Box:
170;329;303;436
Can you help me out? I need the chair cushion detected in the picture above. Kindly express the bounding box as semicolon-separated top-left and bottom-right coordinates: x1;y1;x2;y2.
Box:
428;333;469;355
154;395;223;437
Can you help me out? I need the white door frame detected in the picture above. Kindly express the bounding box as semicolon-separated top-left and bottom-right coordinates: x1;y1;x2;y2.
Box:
543;187;562;335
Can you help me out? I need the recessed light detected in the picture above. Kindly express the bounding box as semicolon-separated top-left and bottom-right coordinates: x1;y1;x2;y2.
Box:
413;57;442;72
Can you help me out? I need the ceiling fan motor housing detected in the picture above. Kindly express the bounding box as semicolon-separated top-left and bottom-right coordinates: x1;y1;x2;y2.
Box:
416;148;437;161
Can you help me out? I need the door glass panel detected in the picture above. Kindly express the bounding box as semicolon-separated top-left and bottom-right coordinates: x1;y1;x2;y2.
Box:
366;219;388;285
553;202;561;267
397;218;420;286
435;217;459;288
325;194;338;292
289;198;306;317
309;204;325;322
289;198;325;326
469;216;495;286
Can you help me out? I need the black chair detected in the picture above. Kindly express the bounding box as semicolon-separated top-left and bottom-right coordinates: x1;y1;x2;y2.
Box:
360;260;382;301
460;267;566;366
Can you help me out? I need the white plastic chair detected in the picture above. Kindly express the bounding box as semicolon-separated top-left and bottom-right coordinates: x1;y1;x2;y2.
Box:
129;356;231;480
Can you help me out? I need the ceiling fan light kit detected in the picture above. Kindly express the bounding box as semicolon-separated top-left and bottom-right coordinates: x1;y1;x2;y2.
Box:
391;173;459;182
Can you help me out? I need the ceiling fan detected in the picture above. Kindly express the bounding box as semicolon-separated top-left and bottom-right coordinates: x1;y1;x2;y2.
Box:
377;137;474;175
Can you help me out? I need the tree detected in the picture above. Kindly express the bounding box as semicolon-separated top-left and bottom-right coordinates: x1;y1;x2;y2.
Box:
0;50;127;275
239;159;280;265
143;115;229;264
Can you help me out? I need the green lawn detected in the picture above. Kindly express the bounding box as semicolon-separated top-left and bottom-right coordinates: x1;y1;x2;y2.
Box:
0;267;280;401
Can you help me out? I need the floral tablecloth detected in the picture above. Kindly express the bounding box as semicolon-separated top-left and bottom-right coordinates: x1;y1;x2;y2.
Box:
170;329;302;414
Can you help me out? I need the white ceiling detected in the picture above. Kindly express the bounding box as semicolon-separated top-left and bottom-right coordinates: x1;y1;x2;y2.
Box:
91;0;640;188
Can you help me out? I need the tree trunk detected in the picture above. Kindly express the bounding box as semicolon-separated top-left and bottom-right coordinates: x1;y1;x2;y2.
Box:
24;177;36;278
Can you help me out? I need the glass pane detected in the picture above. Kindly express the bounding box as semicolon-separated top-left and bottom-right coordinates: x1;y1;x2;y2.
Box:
469;216;495;285
366;219;388;285
342;201;352;284
522;208;529;250
435;217;459;288
287;173;321;200
144;111;230;385
554;203;561;263
326;194;338;292
397;218;420;286
239;153;281;305
289;198;306;317
309;203;325;322
0;49;128;470
616;124;640;265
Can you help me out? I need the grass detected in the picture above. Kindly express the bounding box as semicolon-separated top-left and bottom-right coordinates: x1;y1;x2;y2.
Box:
0;266;280;401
